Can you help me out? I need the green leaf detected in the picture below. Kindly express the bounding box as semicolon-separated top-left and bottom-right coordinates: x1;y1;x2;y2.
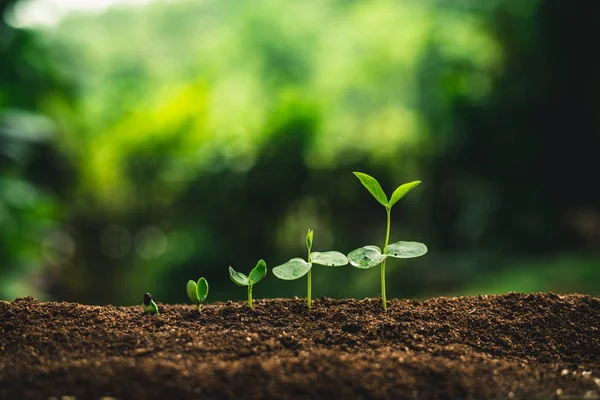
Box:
248;259;267;284
186;280;200;305
311;251;348;267
386;241;428;258
197;277;209;303
353;172;388;207
272;258;312;280
347;245;387;269
306;228;313;251
229;266;250;286
389;180;421;208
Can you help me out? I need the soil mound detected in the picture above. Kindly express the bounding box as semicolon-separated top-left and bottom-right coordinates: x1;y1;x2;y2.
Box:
1;293;600;399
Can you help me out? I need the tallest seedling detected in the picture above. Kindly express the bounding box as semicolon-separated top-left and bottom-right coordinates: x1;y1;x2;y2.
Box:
348;172;427;310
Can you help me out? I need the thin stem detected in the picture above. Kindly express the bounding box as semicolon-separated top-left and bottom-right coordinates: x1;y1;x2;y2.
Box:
197;304;202;312
381;207;391;310
248;285;253;309
307;246;312;310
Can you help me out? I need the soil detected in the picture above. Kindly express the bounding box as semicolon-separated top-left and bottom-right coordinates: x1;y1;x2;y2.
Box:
1;293;600;400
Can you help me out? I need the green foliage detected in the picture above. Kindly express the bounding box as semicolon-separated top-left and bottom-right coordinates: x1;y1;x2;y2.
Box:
273;229;347;309
353;172;389;207
386;241;428;258
347;246;388;269
273;258;312;280
349;172;427;310
142;292;159;315
229;259;267;308
186;278;209;311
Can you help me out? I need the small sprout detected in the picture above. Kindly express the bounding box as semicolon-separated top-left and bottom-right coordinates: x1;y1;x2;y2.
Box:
142;292;159;315
349;172;428;310
186;277;209;312
229;259;267;309
273;228;347;310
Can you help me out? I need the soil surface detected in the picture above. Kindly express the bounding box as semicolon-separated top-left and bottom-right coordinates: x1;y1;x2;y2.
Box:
1;293;600;400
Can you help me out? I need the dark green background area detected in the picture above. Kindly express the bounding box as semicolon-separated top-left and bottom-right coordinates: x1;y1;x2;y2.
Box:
1;0;599;305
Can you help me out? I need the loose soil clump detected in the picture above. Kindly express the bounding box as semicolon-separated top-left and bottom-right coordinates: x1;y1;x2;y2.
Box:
1;293;600;399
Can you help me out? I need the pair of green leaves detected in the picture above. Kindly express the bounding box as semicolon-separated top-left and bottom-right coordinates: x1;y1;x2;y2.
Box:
230;260;267;308
187;277;209;309
273;229;348;280
272;251;348;280
353;172;421;210
347;242;428;269
229;259;267;287
349;171;428;268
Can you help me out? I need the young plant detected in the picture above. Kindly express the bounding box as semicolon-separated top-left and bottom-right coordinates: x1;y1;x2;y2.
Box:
186;277;209;312
348;172;428;310
229;259;267;309
273;229;347;310
142;292;159;315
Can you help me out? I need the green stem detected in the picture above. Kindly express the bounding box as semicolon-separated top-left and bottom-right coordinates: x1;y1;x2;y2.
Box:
382;207;391;310
197;304;202;312
248;285;253;309
307;246;312;310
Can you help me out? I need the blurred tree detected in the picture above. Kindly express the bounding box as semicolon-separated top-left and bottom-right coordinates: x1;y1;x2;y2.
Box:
2;0;599;303
0;0;74;299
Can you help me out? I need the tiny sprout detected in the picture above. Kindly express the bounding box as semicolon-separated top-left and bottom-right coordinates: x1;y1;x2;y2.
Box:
273;228;347;310
229;259;267;309
349;172;428;310
142;292;159;315
186;277;209;312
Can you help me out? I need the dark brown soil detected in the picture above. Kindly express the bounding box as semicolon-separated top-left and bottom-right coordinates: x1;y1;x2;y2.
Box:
1;293;600;400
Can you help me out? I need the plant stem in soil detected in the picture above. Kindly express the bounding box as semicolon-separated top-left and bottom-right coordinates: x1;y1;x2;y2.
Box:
248;285;253;309
307;246;312;310
382;207;391;310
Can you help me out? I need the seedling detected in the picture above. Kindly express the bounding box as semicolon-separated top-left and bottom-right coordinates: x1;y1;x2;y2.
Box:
186;277;209;312
229;259;267;309
142;292;159;315
348;172;427;310
273;229;347;310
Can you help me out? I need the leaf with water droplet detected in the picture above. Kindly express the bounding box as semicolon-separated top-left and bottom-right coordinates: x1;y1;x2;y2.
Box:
311;251;348;267
272;258;312;280
347;245;387;269
386;241;428;258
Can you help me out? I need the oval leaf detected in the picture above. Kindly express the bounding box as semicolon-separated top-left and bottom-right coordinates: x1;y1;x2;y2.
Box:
272;258;312;280
347;245;387;269
389;181;421;208
229;266;250;286
197;277;209;303
353;172;388;207
186;280;200;305
248;259;267;284
311;251;348;267
386;241;428;258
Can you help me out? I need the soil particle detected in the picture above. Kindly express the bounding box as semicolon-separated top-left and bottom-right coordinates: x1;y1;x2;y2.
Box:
1;293;600;399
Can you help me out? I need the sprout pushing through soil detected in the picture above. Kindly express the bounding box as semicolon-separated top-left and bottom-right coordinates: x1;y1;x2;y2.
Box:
186;277;209;312
348;172;428;310
229;259;267;309
273;229;348;310
142;292;159;315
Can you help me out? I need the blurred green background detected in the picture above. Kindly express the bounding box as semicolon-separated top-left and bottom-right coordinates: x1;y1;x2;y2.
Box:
1;0;599;305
